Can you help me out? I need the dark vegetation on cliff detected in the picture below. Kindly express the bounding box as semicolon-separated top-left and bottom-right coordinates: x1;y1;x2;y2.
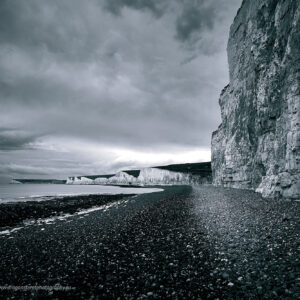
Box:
154;162;212;177
83;162;212;181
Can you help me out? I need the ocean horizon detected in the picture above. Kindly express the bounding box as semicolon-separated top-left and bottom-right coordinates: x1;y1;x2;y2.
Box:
0;184;163;203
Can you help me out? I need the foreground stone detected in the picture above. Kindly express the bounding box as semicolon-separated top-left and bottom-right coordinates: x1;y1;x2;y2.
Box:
0;186;299;299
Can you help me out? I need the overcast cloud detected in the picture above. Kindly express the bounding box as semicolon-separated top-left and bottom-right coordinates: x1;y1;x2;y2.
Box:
0;0;242;182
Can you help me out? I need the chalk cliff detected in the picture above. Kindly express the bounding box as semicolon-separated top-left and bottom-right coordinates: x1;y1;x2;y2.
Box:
212;0;300;199
137;168;191;185
66;162;212;186
66;168;192;186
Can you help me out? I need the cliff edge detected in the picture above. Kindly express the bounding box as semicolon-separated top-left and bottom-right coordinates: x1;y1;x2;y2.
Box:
211;0;300;199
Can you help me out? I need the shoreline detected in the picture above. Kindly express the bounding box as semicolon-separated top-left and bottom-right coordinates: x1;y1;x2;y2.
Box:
0;193;138;229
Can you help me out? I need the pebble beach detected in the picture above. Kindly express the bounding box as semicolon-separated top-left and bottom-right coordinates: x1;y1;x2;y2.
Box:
0;185;299;299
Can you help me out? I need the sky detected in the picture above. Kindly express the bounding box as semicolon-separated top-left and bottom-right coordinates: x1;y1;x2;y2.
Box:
0;0;242;182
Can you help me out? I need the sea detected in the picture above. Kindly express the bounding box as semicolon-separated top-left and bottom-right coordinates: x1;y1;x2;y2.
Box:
0;184;163;203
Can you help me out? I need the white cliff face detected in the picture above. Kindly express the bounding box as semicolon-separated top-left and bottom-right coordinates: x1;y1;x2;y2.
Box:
66;176;94;185
79;177;94;184
107;172;137;185
10;180;22;184
211;0;300;199
93;177;108;185
137;168;190;185
66;168;192;186
66;177;74;184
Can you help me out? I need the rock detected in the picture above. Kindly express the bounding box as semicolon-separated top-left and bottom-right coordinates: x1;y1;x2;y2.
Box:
211;0;300;199
279;172;292;188
222;272;230;279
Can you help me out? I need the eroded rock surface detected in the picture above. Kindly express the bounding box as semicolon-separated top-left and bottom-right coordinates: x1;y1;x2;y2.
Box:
212;0;300;199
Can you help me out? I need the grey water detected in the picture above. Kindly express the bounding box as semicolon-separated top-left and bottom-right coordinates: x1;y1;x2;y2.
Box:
0;184;163;203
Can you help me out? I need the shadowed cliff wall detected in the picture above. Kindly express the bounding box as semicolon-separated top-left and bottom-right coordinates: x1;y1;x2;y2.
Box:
212;0;300;199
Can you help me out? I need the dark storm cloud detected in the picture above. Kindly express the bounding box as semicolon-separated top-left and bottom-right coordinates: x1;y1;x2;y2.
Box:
0;0;242;179
103;0;232;49
175;1;216;42
103;0;166;17
0;0;96;61
0;128;39;150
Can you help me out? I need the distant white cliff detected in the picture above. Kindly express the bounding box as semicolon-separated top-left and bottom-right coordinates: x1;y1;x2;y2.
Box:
66;168;192;186
137;168;190;185
107;172;137;185
10;180;22;184
66;176;95;185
